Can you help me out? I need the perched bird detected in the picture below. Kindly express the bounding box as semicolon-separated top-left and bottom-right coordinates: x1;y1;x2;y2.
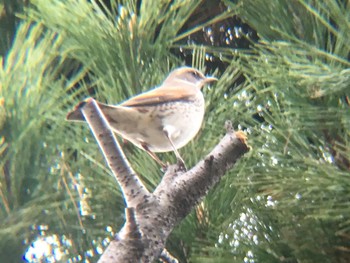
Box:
66;67;217;167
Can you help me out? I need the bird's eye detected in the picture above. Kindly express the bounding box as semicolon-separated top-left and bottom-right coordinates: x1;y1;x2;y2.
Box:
191;71;200;78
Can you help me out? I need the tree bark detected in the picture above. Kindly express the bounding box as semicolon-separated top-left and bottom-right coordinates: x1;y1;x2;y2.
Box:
77;98;249;263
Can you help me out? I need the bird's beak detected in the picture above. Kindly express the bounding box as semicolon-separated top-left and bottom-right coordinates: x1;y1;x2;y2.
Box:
204;76;218;83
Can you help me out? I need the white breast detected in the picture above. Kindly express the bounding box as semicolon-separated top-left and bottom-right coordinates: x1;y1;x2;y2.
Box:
151;94;205;152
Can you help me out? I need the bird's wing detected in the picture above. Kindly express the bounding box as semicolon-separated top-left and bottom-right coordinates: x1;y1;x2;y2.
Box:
120;83;198;107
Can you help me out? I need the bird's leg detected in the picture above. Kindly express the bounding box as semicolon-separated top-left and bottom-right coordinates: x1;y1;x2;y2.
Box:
141;143;167;169
163;130;187;171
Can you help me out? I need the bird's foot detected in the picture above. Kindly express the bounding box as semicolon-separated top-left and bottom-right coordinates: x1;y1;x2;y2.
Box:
176;158;187;172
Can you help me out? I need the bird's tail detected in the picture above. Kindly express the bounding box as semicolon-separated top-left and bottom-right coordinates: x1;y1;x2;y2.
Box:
66;100;120;122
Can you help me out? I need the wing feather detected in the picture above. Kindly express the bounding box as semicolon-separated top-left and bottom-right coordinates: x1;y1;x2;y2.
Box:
120;82;198;107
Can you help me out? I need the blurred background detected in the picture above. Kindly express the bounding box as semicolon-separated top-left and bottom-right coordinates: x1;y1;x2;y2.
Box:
0;0;349;262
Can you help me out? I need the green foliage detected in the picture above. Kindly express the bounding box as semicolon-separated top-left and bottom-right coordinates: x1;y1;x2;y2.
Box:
1;0;349;262
180;1;350;262
0;0;230;262
0;0;27;56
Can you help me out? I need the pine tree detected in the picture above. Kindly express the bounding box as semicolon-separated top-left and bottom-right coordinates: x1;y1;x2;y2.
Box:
0;0;349;262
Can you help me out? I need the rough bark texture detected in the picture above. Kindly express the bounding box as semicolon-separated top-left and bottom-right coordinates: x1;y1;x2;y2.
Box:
78;99;249;263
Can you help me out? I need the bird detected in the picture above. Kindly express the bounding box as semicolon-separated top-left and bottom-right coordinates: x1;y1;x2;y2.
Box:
66;67;217;168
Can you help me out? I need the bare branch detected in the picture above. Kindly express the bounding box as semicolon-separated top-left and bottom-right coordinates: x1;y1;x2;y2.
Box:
80;98;151;207
77;99;249;262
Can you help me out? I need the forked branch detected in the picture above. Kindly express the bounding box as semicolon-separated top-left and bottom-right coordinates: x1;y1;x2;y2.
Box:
77;98;249;263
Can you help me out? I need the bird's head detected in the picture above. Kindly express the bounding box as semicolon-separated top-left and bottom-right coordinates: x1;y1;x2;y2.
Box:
164;67;217;88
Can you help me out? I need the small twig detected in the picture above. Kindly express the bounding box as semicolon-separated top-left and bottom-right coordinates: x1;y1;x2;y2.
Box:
117;208;142;240
225;120;234;133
